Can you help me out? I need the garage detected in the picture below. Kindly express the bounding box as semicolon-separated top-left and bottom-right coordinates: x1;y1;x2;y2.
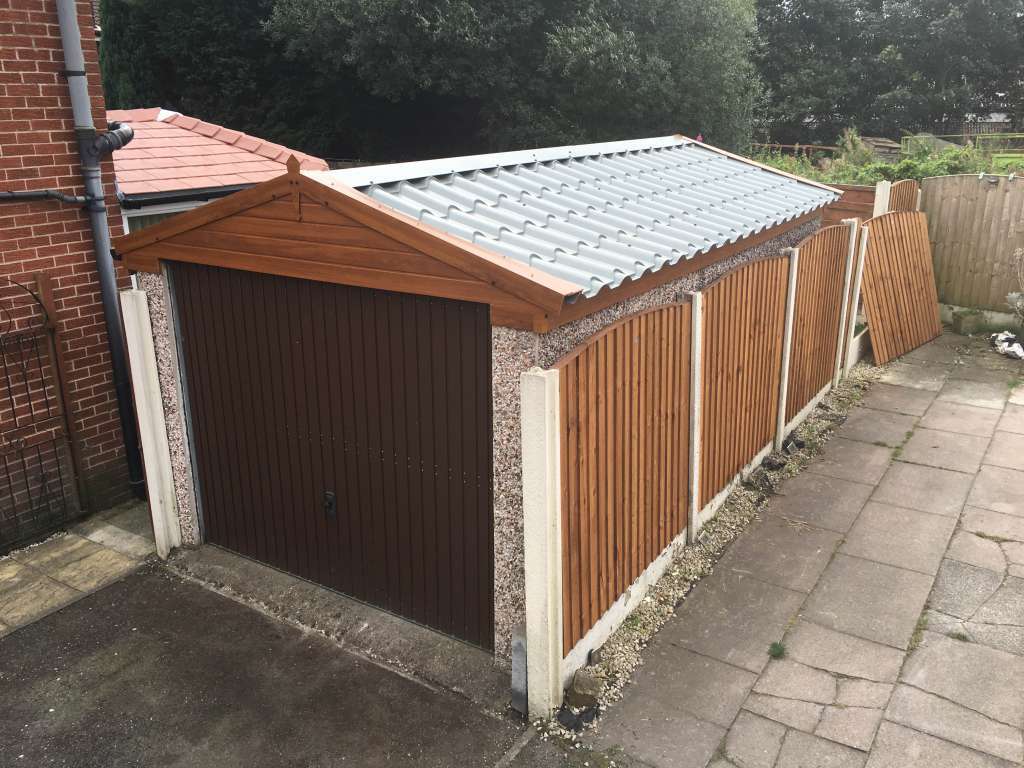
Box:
116;136;836;665
169;262;495;648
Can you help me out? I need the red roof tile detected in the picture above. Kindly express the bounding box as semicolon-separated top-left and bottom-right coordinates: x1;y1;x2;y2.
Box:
107;108;328;197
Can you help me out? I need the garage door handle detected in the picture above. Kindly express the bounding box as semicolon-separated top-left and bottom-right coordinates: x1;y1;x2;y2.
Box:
323;491;337;520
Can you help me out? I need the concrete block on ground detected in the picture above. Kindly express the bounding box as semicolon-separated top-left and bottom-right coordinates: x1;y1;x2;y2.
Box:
775;729;866;768
754;659;837;704
996;403;1024;434
840;501;956;576
937;379;1009;411
815;705;883;751
743;693;823;732
801;554;933;649
837;408;917;447
866;722;1017;768
928;559;1003;620
946;531;1008;573
725;711;786;768
808;439;893;486
768;473;873;533
983;431;1024;471
898;428;989;474
716;515;841;594
860;383;936;416
784;621;904;683
871;462;973;517
919;400;1001;437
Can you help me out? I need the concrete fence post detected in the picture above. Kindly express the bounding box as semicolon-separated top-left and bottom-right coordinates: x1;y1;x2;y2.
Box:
833;219;860;386
775;249;801;451
873;180;892;216
520;367;563;719
119;288;181;558
687;292;704;544
844;226;871;376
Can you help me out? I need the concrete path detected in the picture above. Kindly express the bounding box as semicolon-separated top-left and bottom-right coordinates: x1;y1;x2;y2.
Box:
0;565;567;768
0;501;154;635
591;332;1024;768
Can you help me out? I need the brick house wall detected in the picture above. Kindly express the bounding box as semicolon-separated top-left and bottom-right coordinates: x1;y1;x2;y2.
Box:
0;0;131;509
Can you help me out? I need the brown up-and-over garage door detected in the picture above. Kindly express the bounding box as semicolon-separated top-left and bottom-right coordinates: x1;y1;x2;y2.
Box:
170;261;495;649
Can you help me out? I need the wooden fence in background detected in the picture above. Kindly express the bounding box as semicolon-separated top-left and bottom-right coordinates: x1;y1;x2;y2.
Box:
699;257;790;503
823;184;875;227
555;303;692;654
785;226;851;422
921;174;1024;312
860;212;942;364
889;179;920;212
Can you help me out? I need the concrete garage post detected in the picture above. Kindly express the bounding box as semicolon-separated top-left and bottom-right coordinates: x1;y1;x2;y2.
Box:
775;248;801;451
120;289;181;558
520;368;564;719
687;293;704;544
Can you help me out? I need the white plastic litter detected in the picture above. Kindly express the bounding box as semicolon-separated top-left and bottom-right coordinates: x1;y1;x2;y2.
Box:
991;331;1024;360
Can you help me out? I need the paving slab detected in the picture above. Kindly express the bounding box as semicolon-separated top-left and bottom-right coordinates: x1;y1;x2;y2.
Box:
983;430;1024;471
947;364;1019;385
73;517;155;559
101;503;156;538
1004;541;1024;565
906;343;963;366
662;570;804;673
961;506;1024;543
995;403;1024;434
784;621;904;683
616;642;756;728
801;554;934;649
866;722;1017;768
0;566;78;627
837;408;917;447
919;400;1001;437
972;576;1024;625
743;693;823;732
901;635;1024;727
898;428;989;474
946;531;1007;573
724;710;786;768
768;473;873;533
877;361;948;391
937;379;1010;411
753;659;837;704
1010;386;1024;405
816;705;883;751
840;501;956;575
929;558;1004;620
808;438;893;485
885;685;1023;762
775;729;866;768
12;534;106;571
716;514;841;594
968;466;1024;517
836;680;892;708
46;547;138;592
593;704;726;768
870;462;973;517
860;383;936;417
964;622;1024;656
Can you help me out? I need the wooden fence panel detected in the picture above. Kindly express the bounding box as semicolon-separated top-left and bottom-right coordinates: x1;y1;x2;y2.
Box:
861;212;942;364
889;179;920;212
922;174;1024;312
556;303;691;654
823;184;875;227
786;227;850;422
700;257;790;504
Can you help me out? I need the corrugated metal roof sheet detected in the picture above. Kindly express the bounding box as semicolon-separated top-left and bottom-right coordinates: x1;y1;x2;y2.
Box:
306;136;837;298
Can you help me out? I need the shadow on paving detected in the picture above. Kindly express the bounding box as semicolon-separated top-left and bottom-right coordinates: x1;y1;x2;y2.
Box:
0;565;564;768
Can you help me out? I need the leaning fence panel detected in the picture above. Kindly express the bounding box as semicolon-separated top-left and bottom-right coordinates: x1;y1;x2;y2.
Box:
555;302;692;656
860;211;942;364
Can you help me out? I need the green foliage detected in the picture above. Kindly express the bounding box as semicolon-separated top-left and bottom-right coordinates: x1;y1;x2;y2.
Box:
753;129;1024;185
99;0;763;161
756;0;1024;143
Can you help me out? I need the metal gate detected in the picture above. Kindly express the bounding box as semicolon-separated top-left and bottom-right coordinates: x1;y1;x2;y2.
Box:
170;262;496;649
0;274;84;553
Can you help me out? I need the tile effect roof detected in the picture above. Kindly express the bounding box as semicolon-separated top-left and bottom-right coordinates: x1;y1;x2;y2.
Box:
107;108;328;198
307;136;838;299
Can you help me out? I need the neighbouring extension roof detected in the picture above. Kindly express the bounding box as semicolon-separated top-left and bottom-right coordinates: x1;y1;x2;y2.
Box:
108;108;328;202
306;135;838;298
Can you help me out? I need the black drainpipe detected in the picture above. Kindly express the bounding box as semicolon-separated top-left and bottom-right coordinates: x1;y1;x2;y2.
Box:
54;0;145;500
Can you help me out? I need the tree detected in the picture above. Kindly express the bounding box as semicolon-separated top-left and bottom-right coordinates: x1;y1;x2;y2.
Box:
99;0;763;161
755;0;1024;143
